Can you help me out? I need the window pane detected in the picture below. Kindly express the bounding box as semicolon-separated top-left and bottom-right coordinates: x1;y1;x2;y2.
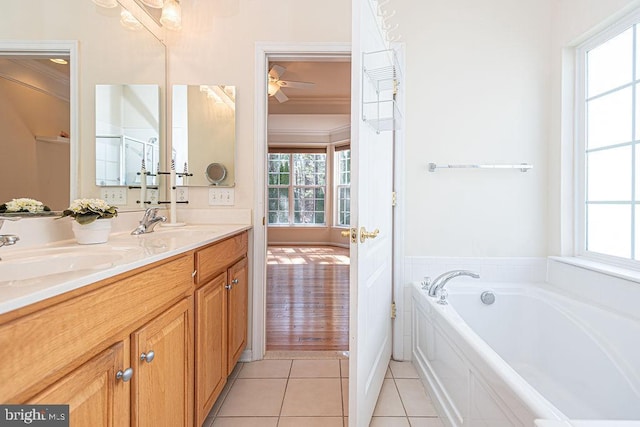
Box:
293;154;326;186
267;187;288;224
587;204;631;258
337;186;351;226
338;150;351;185
587;146;631;201
268;154;290;186
587;87;632;149
293;187;325;224
587;27;633;97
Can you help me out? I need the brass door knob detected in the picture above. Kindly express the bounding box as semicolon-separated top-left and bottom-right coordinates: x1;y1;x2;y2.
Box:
360;227;379;243
340;230;351;237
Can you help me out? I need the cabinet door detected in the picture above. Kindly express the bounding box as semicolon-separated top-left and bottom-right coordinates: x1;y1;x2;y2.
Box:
30;342;128;427
131;298;193;427
195;272;227;426
227;257;248;375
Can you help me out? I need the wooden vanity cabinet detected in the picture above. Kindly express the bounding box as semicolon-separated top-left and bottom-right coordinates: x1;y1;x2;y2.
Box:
132;297;193;427
30;341;129;427
226;256;248;375
0;230;249;427
194;232;248;426
0;253;194;427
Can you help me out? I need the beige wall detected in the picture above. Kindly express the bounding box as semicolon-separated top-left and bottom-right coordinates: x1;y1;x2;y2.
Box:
167;0;352;210
395;0;553;257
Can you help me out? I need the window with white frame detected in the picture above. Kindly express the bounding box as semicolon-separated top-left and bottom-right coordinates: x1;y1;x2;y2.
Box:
268;151;326;225
335;147;351;227
578;15;640;262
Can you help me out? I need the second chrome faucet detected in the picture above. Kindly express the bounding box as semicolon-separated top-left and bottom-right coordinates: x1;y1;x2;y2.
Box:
131;208;167;235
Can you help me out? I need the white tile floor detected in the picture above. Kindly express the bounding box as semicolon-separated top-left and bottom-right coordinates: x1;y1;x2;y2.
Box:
202;358;443;427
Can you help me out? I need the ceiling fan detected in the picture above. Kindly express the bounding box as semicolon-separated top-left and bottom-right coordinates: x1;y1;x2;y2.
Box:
268;64;316;103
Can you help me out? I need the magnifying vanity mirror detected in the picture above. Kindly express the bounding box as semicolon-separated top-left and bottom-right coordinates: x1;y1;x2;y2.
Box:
172;85;236;187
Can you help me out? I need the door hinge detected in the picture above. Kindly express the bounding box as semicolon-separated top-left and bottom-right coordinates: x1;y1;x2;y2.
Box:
392;191;397;207
262;216;266;226
391;302;397;319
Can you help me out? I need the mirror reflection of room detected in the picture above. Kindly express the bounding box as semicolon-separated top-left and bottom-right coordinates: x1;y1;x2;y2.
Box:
95;84;160;187
172;84;236;187
0;55;70;211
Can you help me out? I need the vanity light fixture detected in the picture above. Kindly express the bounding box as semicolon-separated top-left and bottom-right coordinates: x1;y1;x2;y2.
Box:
140;0;164;7
92;0;118;7
120;7;143;30
50;58;68;65
160;0;182;31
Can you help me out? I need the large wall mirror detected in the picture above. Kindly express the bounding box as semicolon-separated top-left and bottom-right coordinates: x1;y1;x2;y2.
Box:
172;85;236;187
0;0;166;211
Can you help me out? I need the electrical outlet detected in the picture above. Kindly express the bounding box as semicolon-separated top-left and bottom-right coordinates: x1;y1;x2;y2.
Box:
176;187;189;202
209;188;235;206
147;189;159;205
101;187;127;206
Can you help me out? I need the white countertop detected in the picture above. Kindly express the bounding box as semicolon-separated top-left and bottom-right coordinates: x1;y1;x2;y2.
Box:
0;223;251;315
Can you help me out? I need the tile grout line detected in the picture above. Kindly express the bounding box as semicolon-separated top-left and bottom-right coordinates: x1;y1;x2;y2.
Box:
275;359;294;426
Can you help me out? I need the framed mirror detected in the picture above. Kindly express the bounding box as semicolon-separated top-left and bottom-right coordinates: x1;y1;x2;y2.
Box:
172;85;236;187
95;84;160;187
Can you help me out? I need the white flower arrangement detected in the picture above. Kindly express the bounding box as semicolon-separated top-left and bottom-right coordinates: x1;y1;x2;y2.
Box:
0;198;50;213
59;198;118;225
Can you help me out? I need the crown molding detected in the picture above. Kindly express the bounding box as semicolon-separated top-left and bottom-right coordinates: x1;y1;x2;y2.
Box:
0;58;69;102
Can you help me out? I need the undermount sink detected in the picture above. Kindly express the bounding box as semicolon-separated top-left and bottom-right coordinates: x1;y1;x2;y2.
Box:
0;247;133;283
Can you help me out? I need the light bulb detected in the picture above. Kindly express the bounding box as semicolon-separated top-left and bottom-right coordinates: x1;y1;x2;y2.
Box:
160;0;182;31
92;0;118;8
120;8;142;30
140;0;164;8
268;81;279;96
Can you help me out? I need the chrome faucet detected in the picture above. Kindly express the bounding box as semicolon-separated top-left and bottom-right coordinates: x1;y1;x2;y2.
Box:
0;215;21;259
131;208;167;235
426;270;480;297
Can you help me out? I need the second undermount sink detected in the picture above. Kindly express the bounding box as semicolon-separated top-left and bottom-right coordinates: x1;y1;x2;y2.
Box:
0;246;133;283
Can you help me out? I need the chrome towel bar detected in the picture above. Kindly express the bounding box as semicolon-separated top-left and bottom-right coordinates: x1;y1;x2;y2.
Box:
428;163;533;173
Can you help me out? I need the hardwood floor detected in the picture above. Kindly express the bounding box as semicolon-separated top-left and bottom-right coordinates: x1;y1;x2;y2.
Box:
266;246;350;352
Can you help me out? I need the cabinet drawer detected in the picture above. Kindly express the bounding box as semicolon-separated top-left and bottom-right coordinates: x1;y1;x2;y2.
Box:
0;254;193;403
195;232;247;284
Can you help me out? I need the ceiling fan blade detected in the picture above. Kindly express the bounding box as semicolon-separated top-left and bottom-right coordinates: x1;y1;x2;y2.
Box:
273;89;289;103
269;64;286;80
278;80;315;89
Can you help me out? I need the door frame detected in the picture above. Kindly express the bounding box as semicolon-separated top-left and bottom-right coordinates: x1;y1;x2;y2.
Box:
251;41;407;361
252;42;351;358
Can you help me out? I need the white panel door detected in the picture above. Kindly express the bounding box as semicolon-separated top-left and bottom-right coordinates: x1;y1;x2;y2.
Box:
349;0;396;425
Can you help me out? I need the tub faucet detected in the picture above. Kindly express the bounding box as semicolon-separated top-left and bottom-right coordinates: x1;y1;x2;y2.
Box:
131;208;166;235
427;270;480;297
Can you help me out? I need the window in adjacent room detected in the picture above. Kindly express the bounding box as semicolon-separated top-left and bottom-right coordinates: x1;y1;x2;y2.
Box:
335;146;351;227
268;150;327;225
577;14;640;262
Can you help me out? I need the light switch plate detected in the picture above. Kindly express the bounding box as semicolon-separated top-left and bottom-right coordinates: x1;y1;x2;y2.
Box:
209;188;235;206
100;187;127;206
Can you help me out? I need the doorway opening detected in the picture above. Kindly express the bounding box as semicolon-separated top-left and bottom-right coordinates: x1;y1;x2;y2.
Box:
264;56;352;355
